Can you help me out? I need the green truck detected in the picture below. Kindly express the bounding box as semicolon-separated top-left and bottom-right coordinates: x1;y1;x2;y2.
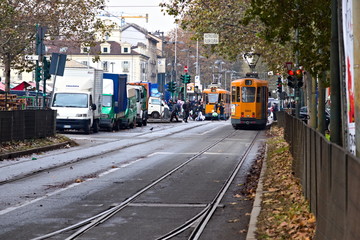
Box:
128;83;149;126
100;73;137;130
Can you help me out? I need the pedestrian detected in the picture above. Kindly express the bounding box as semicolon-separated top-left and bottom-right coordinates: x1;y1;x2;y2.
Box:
273;103;279;121
170;100;180;122
219;100;225;120
182;99;191;123
214;101;218;113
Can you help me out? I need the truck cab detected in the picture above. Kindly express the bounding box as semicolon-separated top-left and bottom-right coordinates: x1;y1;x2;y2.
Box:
51;67;103;134
128;84;148;126
119;86;137;128
148;97;169;119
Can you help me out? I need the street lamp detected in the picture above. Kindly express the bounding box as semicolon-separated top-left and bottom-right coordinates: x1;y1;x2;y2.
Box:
243;52;261;72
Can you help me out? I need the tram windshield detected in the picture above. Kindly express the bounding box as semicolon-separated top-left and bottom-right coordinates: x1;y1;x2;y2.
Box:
242;87;255;103
207;93;219;103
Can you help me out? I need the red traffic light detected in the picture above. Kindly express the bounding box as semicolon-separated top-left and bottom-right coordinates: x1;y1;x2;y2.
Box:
288;70;294;75
295;69;302;75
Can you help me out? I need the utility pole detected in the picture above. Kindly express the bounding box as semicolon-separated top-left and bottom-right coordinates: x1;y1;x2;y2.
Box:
35;25;46;109
330;0;342;145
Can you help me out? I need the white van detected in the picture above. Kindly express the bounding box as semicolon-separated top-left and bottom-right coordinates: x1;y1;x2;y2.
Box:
148;97;169;119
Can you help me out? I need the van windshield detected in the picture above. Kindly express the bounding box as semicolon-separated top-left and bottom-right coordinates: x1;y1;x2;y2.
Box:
151;98;161;105
52;93;88;108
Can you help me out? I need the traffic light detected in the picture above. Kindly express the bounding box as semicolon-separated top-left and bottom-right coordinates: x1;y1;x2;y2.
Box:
287;76;295;88
277;77;282;93
295;69;303;88
43;56;51;80
180;74;185;83
287;70;295;88
182;73;191;84
167;81;176;92
35;65;42;82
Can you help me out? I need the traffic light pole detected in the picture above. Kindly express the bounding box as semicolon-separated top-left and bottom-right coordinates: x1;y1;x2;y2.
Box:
35;60;40;108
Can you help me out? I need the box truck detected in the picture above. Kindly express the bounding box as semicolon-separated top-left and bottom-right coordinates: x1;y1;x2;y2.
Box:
51;67;103;134
128;83;149;126
100;73;127;131
120;86;137;128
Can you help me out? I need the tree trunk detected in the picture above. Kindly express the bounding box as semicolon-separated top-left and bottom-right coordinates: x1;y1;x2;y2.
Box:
4;54;11;93
309;73;317;129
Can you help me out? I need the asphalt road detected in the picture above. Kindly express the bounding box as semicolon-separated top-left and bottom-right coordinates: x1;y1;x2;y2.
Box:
0;120;266;240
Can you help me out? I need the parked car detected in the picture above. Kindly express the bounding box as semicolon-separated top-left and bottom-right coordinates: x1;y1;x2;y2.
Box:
299;106;330;131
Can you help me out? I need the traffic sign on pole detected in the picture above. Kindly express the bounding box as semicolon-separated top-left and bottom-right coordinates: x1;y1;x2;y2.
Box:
204;33;219;44
24;55;39;61
184;65;188;72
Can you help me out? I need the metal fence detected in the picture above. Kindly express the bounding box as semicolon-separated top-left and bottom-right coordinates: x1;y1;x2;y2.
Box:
0;110;56;143
277;111;360;240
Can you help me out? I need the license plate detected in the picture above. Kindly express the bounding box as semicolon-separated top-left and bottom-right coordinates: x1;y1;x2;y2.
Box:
64;125;71;128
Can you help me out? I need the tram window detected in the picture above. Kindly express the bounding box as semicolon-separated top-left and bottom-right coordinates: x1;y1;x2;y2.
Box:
245;80;252;85
242;87;255;102
256;87;261;102
232;87;236;102
236;87;240;102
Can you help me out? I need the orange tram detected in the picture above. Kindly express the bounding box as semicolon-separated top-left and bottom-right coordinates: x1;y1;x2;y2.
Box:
230;77;268;129
202;85;231;120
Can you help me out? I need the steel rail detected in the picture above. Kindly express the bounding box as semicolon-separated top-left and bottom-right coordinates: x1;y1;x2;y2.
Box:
31;129;237;240
156;131;260;240
188;131;260;240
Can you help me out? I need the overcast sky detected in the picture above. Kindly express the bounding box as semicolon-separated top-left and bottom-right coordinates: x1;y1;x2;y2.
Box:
104;0;177;33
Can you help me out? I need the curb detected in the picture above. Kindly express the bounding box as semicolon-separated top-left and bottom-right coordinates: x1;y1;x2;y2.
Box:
0;141;73;161
246;144;268;240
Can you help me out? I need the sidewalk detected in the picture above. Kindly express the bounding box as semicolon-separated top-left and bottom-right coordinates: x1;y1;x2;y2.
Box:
245;125;316;239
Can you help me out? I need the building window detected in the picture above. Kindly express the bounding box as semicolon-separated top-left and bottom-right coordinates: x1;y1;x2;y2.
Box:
103;61;109;72
102;47;108;53
122;61;129;72
82;47;90;53
81;61;88;66
124;47;129;53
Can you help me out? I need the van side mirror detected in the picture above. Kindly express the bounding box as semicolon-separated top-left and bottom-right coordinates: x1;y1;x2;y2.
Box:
91;104;97;110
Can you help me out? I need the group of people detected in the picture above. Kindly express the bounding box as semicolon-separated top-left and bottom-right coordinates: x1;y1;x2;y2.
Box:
167;99;205;123
212;101;225;120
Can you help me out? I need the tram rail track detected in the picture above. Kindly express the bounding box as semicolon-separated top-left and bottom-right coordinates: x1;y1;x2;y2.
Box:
0;122;211;186
31;129;260;240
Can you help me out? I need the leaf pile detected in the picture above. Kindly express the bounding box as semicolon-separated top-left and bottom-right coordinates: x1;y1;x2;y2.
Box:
256;126;316;239
0;135;75;155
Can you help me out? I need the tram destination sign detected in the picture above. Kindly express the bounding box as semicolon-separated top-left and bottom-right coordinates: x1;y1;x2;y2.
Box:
204;33;219;44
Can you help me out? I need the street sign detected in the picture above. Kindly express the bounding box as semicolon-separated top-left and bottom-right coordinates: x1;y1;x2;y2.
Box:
50;53;67;76
204;33;219;44
24;55;39;61
184;65;188;72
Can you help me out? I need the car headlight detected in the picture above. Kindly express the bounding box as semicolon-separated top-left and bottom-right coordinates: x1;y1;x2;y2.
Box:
101;114;110;118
